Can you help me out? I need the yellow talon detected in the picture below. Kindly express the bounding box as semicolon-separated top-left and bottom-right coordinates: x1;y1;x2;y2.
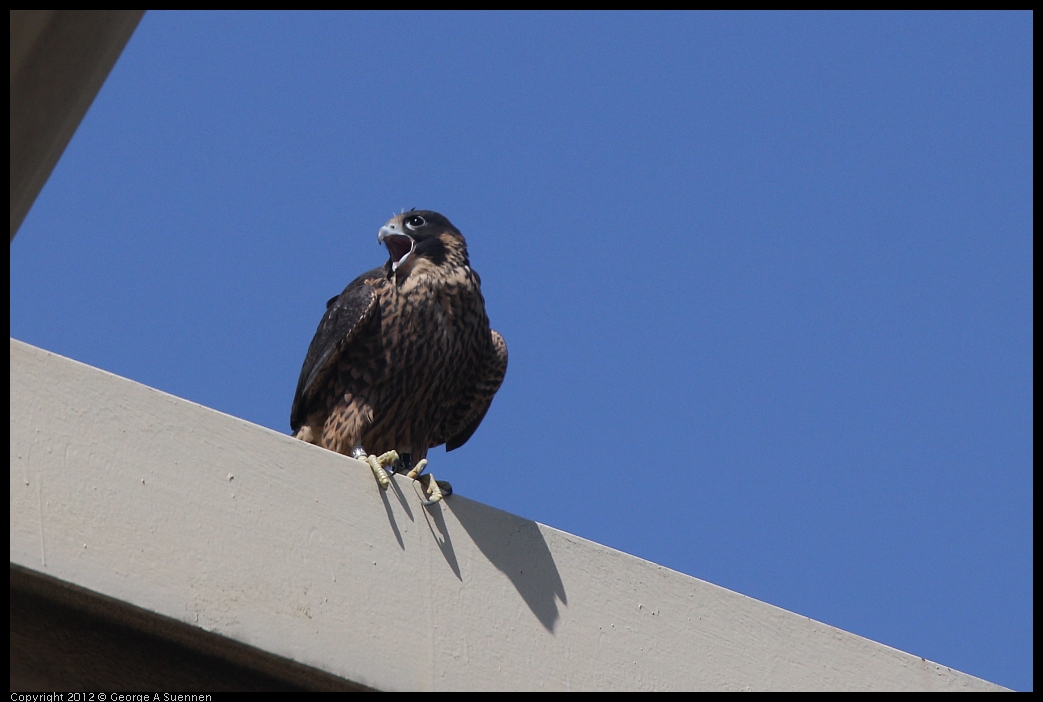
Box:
416;471;443;505
406;458;428;480
359;449;398;489
425;478;443;504
375;450;399;467
365;456;390;488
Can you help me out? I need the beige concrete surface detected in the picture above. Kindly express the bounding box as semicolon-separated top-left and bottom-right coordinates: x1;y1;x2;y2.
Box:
10;10;145;241
9;338;1007;690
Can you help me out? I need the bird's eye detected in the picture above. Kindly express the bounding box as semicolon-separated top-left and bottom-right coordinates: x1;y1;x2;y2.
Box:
405;215;426;230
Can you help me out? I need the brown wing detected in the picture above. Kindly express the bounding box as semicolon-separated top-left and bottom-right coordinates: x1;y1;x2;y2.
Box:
290;269;381;433
442;330;508;452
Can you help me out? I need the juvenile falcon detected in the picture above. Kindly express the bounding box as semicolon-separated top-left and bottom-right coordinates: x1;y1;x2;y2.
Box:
290;210;507;504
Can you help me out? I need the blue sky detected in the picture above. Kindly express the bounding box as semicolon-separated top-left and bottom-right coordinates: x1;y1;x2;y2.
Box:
10;11;1031;690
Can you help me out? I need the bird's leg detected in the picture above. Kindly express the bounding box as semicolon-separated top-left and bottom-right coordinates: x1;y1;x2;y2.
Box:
405;459;452;505
351;446;398;489
294;426;318;444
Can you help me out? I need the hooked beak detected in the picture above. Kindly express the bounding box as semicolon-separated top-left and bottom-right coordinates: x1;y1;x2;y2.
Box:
378;225;415;271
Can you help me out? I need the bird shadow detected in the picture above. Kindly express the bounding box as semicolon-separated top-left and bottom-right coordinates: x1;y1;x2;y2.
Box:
419;499;462;581
446;496;568;633
378;488;405;550
387;474;414;521
377;473;417;551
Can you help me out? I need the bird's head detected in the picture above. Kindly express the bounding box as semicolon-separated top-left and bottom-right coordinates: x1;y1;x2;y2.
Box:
377;209;468;278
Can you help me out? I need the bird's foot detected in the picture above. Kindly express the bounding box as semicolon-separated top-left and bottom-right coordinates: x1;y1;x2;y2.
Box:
294;426;318;444
405;458;427;480
352;448;398;489
406;459;452;505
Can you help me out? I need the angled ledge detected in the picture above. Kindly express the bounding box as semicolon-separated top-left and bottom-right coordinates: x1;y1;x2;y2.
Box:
10;10;145;241
9;338;1006;691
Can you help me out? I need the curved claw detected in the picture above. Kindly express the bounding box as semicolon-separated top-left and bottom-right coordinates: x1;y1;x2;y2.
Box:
405;458;428;480
416;472;446;506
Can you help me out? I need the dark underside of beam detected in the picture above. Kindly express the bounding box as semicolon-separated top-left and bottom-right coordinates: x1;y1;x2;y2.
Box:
10;564;373;692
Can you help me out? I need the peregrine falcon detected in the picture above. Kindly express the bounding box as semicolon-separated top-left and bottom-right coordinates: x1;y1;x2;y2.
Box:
290;210;508;504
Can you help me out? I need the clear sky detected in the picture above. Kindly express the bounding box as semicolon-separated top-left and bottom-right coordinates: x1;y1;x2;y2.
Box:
10;11;1032;691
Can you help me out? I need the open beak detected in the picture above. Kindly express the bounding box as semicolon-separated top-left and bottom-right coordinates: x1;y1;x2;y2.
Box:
378;225;415;271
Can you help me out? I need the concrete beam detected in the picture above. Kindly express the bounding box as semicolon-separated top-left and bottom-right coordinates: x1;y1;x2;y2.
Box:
10;10;144;241
9;338;1006;691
